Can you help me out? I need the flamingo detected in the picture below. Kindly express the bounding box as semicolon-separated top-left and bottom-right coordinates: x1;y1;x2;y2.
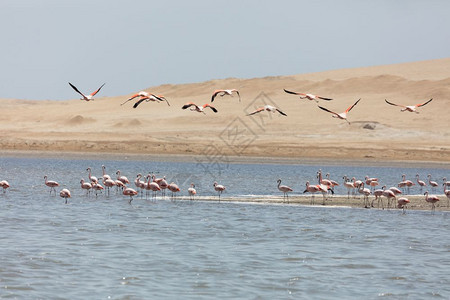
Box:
0;180;10;193
155;176;168;198
188;183;197;200
103;178;116;196
211;89;240;102
283;89;332;102
115;180;126;192
372;186;385;208
123;187;138;203
277;179;293;203
383;187;397;209
303;181;321;205
399;174;415;194
92;182;104;196
325;173;340;192
134;174;146;197
388;186;403;195
427;174;439;192
80;179;92;196
101;165;111;181
86;167;98;184
343;175;355;199
443;177;450;187
213;182;226;201
146;174;161;200
116;170;130;185
69;82;105;101
385;98;432;113
182;102;218;114
44;175;59;195
351;177;363;198
318;99;360;124
168;182;180;199
133;94;170;108
424;191;439;211
59;188;71;204
443;183;450;208
415;174;426;193
357;182;371;208
246;105;287;116
365;176;379;191
397;197;410;213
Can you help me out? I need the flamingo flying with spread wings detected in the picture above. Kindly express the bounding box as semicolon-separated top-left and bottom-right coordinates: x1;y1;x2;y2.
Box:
384;98;432;113
318;99;361;124
182;102;218;114
211;89;241;102
246;105;287;116
121;91;170;107
283;89;332;102
69;82;105;101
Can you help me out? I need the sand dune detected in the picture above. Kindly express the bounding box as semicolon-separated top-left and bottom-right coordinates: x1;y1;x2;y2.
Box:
1;58;449;162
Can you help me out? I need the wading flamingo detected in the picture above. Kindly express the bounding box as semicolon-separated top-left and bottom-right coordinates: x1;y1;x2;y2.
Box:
188;183;197;200
277;179;293;203
0;180;10;193
80;179;92;196
59;188;71;204
424;191;439;212
385;98;432;113
155;176;168;198
182;102;218;114
303;181;321;205
343;175;355;199
44;175;59;195
211;89;240;102
357;182;371;208
213;182;226;201
69;82;105;101
123;187;138;203
102;165;111;181
246;105;287;116
283;89;332;102
427;174;439;192
168;182;180;199
383;188;397;209
116;170;130;185
443;183;450;208
103;178;116;196
397;197;410;213
318;99;360;124
86;167;98;184
415;174;426;193
146;174;161;200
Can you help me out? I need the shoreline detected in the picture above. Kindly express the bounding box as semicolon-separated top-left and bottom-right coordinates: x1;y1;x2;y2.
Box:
2;149;450;169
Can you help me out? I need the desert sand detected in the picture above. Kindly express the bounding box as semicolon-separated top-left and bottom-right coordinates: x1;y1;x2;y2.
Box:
0;58;450;163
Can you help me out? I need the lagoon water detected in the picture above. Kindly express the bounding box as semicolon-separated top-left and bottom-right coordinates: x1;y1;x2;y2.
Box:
0;156;449;299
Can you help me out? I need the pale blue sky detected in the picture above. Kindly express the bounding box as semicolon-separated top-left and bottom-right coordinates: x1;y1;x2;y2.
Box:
0;0;449;100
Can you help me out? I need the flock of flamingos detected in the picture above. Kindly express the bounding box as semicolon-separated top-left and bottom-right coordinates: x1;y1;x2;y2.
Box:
0;83;440;210
67;82;434;122
0;165;448;212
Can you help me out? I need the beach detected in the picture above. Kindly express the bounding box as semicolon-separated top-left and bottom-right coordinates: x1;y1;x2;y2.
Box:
0;58;449;163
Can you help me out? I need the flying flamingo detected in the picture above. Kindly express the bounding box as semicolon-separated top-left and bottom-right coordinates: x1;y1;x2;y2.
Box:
44;175;59;195
415;174;427;193
69;82;105;101
59;188;71;204
247;105;287;116
116;170;130;185
424;191;439;212
303;181;321;205
168;182;180;199
133;95;170;108
211;89;241;102
182;102;218;114
277;179;293;203
80;179;92;196
385;98;432;113
427;174;439;192
318;99;361;124
86;167;98;184
283;89;332;102
123;187;138;203
188;183;197;200
397;197;410;213
0;180;10;193
213;182;226;201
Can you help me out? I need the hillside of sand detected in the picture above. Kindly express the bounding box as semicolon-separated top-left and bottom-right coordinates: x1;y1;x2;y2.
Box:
0;58;449;162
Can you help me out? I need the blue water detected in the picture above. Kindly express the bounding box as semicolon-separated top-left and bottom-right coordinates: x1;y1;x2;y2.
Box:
0;156;449;299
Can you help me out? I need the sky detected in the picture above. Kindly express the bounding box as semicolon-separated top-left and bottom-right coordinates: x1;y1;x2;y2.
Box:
0;0;449;100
